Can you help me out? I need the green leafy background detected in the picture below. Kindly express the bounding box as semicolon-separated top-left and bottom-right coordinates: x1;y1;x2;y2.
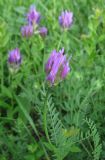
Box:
0;0;105;160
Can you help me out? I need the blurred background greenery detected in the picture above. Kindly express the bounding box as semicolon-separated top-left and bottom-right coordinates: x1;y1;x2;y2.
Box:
0;0;105;159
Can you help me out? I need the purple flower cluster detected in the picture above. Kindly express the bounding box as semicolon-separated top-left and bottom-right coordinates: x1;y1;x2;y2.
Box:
8;48;21;65
21;5;47;38
59;10;73;29
8;5;73;83
45;48;70;85
39;27;48;37
27;5;41;25
21;25;33;37
8;48;22;72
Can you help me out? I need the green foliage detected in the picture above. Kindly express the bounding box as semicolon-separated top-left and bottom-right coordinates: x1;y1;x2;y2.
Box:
85;118;102;160
0;0;105;160
41;91;83;159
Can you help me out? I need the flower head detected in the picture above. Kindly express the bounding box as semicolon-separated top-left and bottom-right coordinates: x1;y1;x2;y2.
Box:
59;10;73;29
8;48;21;64
8;48;22;72
61;61;70;79
21;25;33;37
39;27;48;37
45;50;57;73
45;48;70;85
27;5;41;25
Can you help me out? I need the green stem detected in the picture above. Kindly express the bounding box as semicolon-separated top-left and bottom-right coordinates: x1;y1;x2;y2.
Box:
88;138;93;151
43;92;53;146
14;94;50;160
57;31;65;50
76;87;94;127
1;52;4;90
80;142;92;158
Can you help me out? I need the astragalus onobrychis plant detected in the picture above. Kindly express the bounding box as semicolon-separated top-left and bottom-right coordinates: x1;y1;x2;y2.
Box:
0;1;104;160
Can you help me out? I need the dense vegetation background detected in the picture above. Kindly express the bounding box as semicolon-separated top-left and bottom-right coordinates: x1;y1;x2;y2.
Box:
0;0;105;159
